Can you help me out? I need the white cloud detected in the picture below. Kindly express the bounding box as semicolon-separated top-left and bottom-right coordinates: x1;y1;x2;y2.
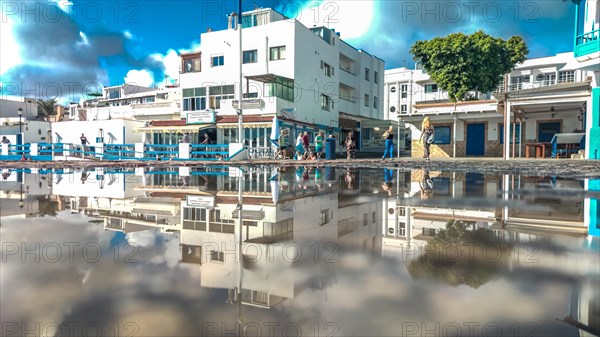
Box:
0;14;22;75
78;31;89;46
151;49;180;84
294;0;374;40
124;69;155;87
150;41;201;85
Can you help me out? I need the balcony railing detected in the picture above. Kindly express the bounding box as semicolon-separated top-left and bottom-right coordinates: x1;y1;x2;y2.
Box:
575;29;600;57
495;79;577;93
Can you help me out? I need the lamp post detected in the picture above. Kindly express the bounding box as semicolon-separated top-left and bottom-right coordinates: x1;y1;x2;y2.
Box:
17;107;23;145
18;172;24;209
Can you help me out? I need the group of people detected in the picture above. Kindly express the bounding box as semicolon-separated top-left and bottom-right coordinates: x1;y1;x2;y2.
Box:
379;117;433;160
275;130;329;161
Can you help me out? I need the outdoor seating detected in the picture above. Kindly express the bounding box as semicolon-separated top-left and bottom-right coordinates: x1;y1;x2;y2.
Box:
550;133;585;158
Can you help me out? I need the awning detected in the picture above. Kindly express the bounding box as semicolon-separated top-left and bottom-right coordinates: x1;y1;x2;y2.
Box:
339;118;357;130
134;124;214;133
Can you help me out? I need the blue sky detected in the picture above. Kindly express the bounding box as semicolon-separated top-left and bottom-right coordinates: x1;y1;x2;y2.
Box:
0;0;576;103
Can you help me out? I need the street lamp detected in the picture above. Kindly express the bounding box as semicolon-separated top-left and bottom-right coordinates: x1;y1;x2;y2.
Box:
17;107;23;145
18;172;24;209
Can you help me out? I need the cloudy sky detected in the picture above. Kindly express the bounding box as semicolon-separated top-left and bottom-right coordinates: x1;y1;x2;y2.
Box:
0;0;575;103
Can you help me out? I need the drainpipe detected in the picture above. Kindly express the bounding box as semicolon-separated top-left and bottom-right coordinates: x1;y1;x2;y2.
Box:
518;118;523;158
452;114;457;158
237;1;243;144
504;100;511;160
512;114;516;158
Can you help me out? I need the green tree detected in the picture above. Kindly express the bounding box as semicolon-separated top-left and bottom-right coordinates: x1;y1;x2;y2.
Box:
410;30;528;103
37;196;58;217
37;99;57;120
407;220;512;289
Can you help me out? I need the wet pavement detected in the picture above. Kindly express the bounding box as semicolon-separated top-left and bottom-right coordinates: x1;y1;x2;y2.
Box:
1;166;599;336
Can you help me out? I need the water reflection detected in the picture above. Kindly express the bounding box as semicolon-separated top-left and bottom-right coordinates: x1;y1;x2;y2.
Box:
1;166;599;336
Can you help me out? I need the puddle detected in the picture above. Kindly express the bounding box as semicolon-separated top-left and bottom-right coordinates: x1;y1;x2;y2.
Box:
1;166;599;336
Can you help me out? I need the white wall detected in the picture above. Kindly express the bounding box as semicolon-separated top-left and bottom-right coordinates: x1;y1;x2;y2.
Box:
0;98;38;119
52;120;145;145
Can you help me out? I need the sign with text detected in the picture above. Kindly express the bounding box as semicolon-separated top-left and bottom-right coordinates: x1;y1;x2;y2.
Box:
187;111;215;124
186;195;215;208
280;108;296;119
232;99;263;109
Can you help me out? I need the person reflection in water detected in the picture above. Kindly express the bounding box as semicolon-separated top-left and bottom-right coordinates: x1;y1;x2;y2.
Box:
419;169;433;200
382;168;394;196
81;172;90;184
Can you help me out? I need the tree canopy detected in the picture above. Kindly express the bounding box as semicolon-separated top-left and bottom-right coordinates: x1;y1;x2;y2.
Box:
407;220;512;289
410;30;528;102
37;99;57;119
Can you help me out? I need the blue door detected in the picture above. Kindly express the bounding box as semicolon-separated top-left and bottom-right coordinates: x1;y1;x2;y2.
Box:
466;123;485;156
538;122;561;143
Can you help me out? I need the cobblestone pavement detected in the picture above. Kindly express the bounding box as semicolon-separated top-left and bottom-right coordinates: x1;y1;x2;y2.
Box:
2;158;600;178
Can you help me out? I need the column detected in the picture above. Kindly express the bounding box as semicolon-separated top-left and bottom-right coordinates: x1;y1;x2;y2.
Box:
503;101;512;160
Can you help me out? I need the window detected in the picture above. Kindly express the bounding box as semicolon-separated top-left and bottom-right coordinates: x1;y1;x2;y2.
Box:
510;75;530;90
364;94;369;107
268;76;294;101
108;89;120;99
322;61;333;77
270;46;286;60
399;207;406;216
374;71;378;84
210;250;225;262
424;84;438;93
320;209;330;225
372;211;376;224
543;73;556;86
499;124;521;144
433;126;451;144
422;228;436;237
373;96;378;109
241;12;269;27
182;87;207;111
211;55;224;67
363;213;368;226
390;86;396;93
243;50;257;64
401;84;408;98
321;94;331;111
143;96;155;103
183;57;201;73
365;68;370;81
558;71;575;83
400;104;407;114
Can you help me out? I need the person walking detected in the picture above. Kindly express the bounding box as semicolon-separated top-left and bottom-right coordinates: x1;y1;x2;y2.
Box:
199;132;210;158
420;117;434;160
382;126;394;160
302;131;310;154
275;129;289;159
314;131;324;159
294;133;305;160
80;133;90;158
345;131;356;159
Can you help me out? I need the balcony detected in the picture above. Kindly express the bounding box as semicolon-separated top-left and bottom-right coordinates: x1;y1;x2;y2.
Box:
574;29;600;58
496;80;577;93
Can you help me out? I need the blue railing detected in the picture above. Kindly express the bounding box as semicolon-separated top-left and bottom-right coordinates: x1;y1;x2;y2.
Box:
190;144;229;161
1;142;232;161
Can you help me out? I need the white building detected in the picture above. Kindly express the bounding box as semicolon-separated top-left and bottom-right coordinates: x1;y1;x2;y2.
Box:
0;97;50;146
179;8;395;152
384;52;592;158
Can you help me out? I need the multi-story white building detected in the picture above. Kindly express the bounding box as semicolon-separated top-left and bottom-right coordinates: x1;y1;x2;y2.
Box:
179;8;395;152
384;52;592;158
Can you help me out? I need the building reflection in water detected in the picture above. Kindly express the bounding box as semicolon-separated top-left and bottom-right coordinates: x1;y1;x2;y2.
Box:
2;165;599;335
